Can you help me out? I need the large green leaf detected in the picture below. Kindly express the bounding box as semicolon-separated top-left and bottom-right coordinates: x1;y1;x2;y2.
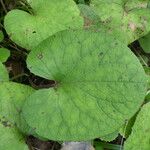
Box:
22;30;147;141
124;103;150;150
0;117;28;150
139;33;150;53
90;0;150;44
4;0;83;50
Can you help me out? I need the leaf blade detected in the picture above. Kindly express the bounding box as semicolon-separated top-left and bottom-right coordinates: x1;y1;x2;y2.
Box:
23;30;147;141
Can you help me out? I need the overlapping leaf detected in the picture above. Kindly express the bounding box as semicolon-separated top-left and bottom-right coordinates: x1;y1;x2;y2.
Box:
0;49;34;149
0;63;34;135
4;0;83;50
22;30;147;141
0;56;33;131
0;81;34;150
139;33;150;53
0;82;34;127
90;0;150;44
124;103;150;150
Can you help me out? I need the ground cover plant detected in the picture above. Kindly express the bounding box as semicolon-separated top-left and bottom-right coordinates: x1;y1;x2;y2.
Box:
0;0;150;150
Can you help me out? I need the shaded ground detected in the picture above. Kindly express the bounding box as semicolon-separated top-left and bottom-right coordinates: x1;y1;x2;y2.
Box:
27;136;61;150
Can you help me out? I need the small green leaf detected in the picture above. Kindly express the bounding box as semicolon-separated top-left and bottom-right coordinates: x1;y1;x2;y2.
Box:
0;62;9;82
0;117;28;150
22;30;147;141
0;48;10;62
4;0;83;50
0;31;4;42
139;33;150;53
124;103;150;150
90;0;150;44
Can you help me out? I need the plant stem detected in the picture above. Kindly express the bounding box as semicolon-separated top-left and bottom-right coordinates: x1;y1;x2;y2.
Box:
10;73;29;81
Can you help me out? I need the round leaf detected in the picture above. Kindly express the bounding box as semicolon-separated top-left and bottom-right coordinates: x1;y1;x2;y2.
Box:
23;30;147;141
0;48;10;62
4;0;83;50
90;0;150;44
124;103;150;150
